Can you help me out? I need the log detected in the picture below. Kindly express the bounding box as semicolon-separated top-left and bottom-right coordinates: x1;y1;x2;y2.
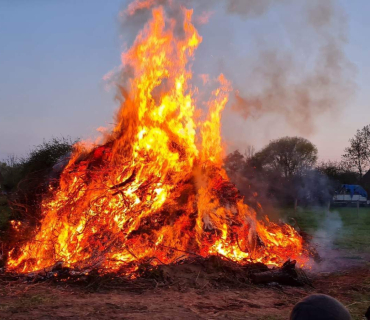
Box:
250;260;304;286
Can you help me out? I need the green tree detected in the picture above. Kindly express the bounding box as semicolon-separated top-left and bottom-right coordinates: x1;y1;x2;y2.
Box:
342;125;370;177
252;137;318;178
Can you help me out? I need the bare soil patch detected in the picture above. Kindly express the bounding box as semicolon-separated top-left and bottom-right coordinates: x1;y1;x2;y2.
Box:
0;264;369;320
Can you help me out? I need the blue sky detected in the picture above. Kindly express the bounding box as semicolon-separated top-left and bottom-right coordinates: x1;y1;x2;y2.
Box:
0;0;369;161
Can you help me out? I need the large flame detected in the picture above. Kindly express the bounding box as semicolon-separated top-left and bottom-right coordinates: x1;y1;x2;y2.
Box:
8;5;307;273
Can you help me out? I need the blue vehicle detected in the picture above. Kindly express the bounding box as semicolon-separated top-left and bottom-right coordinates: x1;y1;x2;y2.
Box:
333;184;369;206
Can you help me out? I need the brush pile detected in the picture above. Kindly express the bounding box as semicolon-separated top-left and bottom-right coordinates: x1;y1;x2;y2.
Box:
1;255;311;292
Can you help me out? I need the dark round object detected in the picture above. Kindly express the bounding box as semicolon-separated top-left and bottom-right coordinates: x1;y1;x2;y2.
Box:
290;294;351;320
365;306;370;320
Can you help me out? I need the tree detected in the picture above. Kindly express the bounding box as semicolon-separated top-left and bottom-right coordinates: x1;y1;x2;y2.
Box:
0;137;75;224
0;157;24;193
342;125;370;177
0;138;74;193
21;137;73;177
317;160;359;185
224;150;246;175
252;137;318;178
245;145;255;160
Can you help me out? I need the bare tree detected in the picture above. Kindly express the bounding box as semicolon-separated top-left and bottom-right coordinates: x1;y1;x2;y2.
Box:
244;145;255;160
342;125;370;177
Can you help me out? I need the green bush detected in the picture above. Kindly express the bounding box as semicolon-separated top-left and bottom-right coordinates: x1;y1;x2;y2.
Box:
0;137;75;224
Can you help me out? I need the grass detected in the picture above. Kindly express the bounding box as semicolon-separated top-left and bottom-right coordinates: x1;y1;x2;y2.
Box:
278;207;370;253
277;206;370;319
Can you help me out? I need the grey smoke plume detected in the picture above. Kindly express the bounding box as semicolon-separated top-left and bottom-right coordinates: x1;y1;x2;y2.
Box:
120;0;355;135
121;0;290;35
310;210;344;272
123;0;287;19
314;211;343;253
230;0;355;134
226;0;288;17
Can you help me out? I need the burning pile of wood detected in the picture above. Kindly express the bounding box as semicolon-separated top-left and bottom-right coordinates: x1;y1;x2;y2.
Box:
2;255;311;291
5;1;309;277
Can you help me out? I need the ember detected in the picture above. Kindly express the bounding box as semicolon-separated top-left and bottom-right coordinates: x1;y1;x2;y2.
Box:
7;1;308;274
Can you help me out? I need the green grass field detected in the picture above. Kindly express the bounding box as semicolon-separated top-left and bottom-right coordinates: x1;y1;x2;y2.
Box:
280;207;370;253
281;207;370;320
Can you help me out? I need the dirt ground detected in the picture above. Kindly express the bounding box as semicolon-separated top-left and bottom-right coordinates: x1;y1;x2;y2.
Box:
0;264;369;320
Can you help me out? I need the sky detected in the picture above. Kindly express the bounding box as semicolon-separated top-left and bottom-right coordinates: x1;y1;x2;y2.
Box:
0;0;369;162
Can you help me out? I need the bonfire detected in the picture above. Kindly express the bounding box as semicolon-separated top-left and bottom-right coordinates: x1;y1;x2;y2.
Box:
7;1;308;276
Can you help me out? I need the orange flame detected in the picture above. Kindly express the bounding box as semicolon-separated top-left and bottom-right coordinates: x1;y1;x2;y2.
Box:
7;5;307;274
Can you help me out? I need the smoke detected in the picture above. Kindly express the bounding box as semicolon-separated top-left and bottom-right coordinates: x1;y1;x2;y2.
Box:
310;210;345;272
118;0;355;136
120;0;290;40
314;211;343;253
226;0;288;18
229;0;355;135
123;0;287;19
306;209;368;272
120;0;295;46
296;170;336;206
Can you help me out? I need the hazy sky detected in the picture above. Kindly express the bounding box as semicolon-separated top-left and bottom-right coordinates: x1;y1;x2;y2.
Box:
0;0;369;161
